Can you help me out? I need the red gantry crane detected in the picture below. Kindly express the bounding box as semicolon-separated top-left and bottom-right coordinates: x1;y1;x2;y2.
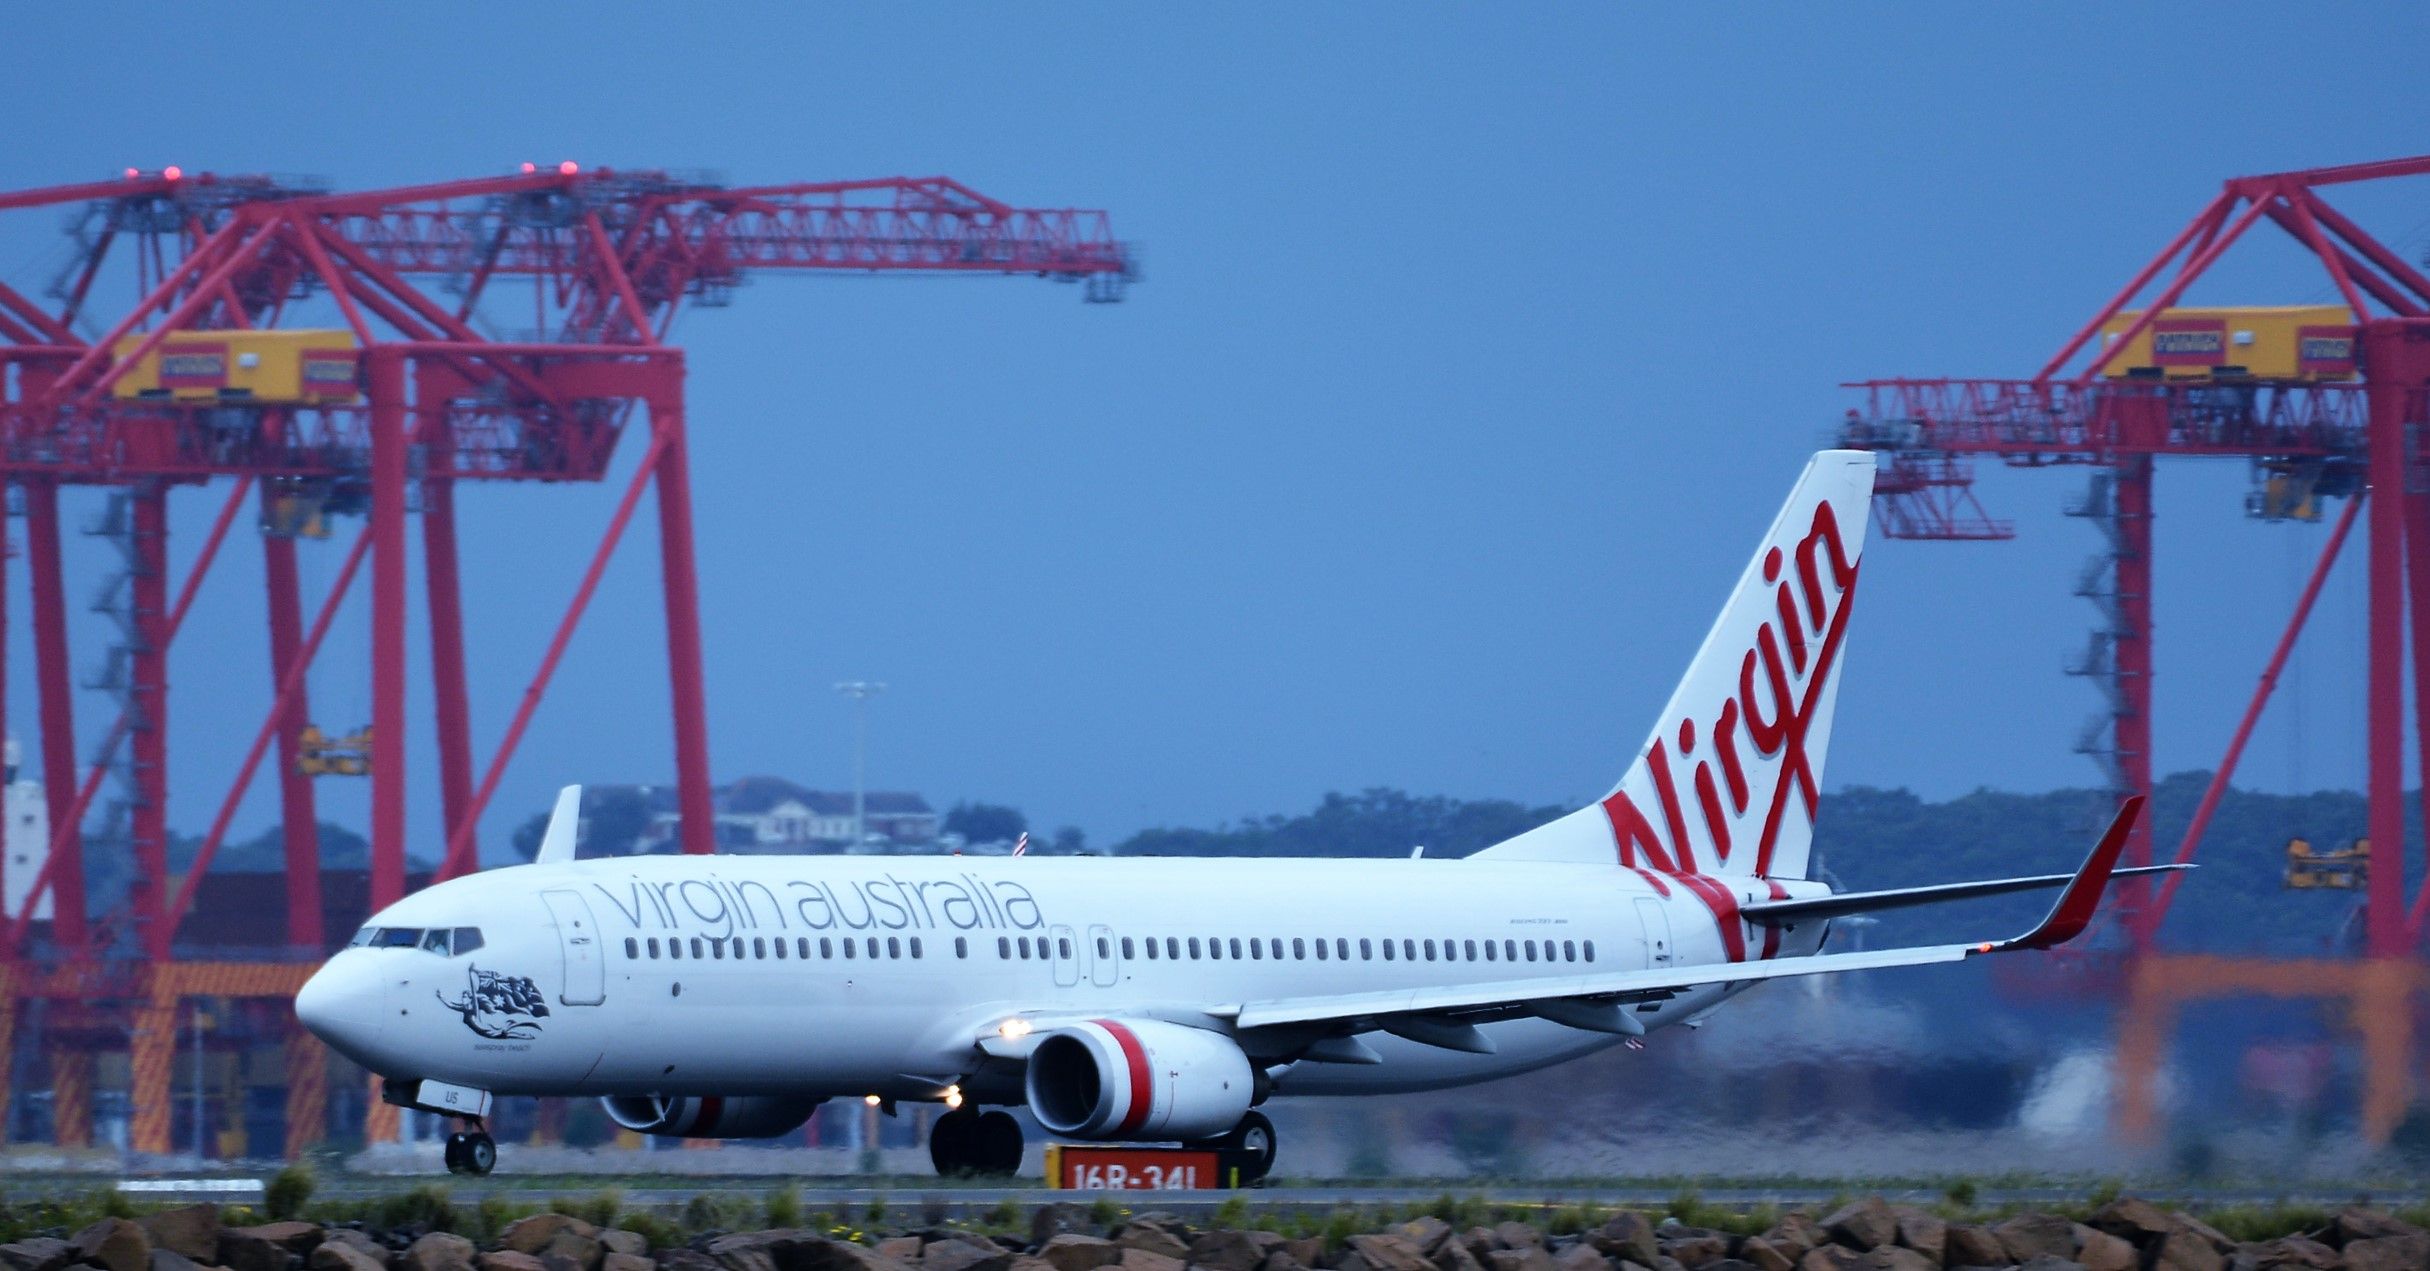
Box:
0;165;1132;1156
1837;154;2430;1142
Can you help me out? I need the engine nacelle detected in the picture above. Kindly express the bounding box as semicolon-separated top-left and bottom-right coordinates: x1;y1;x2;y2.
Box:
600;1094;820;1140
1026;1018;1253;1141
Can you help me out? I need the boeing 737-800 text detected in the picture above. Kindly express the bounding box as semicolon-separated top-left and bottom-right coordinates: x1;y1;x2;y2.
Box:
297;450;2172;1179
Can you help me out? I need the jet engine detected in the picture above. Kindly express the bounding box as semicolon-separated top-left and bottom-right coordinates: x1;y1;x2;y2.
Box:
600;1094;820;1139
1025;1018;1254;1141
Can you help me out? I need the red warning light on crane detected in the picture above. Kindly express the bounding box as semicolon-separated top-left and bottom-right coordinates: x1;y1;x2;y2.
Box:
162;166;183;181
558;161;579;176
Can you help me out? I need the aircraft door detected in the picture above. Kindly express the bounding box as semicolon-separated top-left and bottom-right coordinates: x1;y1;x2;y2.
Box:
542;889;606;1006
1086;924;1119;987
1633;896;1673;970
1048;924;1080;988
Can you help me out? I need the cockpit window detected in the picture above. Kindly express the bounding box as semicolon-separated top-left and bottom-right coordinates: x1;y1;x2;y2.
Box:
453;927;484;955
420;929;452;953
349;926;376;947
374;927;423;948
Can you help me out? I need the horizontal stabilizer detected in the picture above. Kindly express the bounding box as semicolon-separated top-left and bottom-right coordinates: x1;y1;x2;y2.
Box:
1746;862;2188;925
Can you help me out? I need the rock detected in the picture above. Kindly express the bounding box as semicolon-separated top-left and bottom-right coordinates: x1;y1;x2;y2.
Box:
1286;1243;1327;1271
601;1239;649;1262
1;1241;75;1271
1119;1255;1181;1271
1594;1221;1660;1271
926;1244;1012;1271
1764;1224;1822;1263
405;1236;478;1271
2334;1215;2428;1249
2016;1259;2085;1271
1495;1230;1547;1255
502;1224;600;1260
602;1257;652;1271
2237;1239;2340;1271
1435;1240;1487;1271
1823;1204;1899;1255
705;1233;806;1271
482;1258;548;1271
1738;1242;1792;1271
779;1240;916;1271
1033;1210;1095;1250
656;1256;720;1271
221;1226;323;1271
1941;1230;2003;1271
319;1235;380;1261
1891;1213;1943;1268
2343;1237;2430;1271
1187;1234;1283;1271
1994;1218;2079;1266
1036;1238;1119;1271
874;1247;922;1268
2088;1202;2181;1246
2074;1228;2135;1271
141;1210;222;1264
1113;1230;1186;1266
1859;1253;1933;1271
1482;1253;1557;1271
1795;1249;1862;1271
1397;1227;1454;1260
1552;1250;1608;1271
310;1246;385;1271
2152;1232;2224;1271
148;1251;213;1271
1345;1240;1442;1271
1662;1240;1728;1271
544;1234;606;1271
74;1221;154;1271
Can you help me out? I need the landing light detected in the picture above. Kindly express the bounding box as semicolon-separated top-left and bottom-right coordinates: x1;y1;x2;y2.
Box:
943;1085;964;1110
863;1094;881;1107
996;1018;1033;1040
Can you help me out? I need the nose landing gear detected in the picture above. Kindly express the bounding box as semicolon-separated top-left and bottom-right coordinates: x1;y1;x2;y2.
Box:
443;1119;497;1176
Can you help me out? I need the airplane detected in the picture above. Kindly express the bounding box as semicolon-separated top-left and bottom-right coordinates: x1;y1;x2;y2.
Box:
296;449;2178;1180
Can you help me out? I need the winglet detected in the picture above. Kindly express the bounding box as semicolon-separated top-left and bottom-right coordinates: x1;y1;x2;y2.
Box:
534;785;583;864
1993;796;2145;952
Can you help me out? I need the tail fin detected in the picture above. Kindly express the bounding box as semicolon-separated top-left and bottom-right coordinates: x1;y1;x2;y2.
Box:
1478;450;1875;878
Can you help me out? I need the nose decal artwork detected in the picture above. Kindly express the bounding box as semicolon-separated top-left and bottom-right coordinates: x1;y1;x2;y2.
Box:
437;966;553;1040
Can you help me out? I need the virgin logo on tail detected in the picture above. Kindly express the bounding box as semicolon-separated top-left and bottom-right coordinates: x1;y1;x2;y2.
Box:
1601;500;1859;879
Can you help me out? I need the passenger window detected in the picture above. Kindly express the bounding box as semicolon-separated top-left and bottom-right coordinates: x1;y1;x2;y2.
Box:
1167;937;1180;960
1337;938;1350;960
1524;941;1537;962
1382;940;1395;962
820;937;833;958
773;938;787;960
1403;939;1416;961
669;940;683;961
1360;938;1373;960
1121;937;1135;959
623;938;638;959
1504;939;1517;961
1207;938;1222;961
454;928;484;955
1249;940;1262;961
867;937;880;959
798;937;810;958
956;937;968;959
909;936;923;958
691;938;705;959
1564;940;1577;962
1423;939;1436;962
647;938;661;959
1017;936;1031;959
888;937;901;959
1052;937;1066;959
1188;937;1202;959
998;936;1011;959
754;937;767;959
1484;940;1497;962
1584;940;1597;963
1228;938;1242;960
1464;939;1477;961
711;940;725;960
844;939;857;959
1311;939;1324;961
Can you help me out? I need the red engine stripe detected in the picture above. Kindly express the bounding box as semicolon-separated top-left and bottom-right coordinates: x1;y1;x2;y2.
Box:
1093;1018;1154;1135
691;1094;723;1136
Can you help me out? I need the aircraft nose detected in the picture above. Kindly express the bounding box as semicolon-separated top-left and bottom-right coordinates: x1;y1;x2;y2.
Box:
296;954;386;1062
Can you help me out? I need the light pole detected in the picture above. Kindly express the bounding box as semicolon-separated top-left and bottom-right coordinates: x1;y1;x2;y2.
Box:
834;681;886;847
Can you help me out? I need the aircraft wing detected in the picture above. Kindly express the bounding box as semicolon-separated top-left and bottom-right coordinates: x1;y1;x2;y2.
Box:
1215;797;2148;1047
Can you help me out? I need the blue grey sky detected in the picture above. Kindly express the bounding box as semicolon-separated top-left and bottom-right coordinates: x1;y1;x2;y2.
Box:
2;5;2424;859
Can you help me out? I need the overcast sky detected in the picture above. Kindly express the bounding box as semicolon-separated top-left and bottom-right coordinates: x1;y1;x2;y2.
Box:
2;5;2426;858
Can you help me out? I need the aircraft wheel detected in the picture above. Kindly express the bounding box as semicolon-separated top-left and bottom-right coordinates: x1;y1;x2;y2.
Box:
928;1107;980;1176
463;1131;497;1176
972;1109;1024;1175
442;1132;468;1174
1223;1110;1276;1183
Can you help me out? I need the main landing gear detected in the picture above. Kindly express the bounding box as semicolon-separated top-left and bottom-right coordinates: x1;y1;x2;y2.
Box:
929;1107;1024;1176
444;1120;498;1176
1188;1110;1277;1184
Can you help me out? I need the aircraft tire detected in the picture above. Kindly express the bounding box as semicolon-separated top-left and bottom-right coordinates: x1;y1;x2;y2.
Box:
972;1109;1024;1176
443;1132;467;1174
1225;1110;1276;1183
464;1132;497;1176
928;1108;980;1176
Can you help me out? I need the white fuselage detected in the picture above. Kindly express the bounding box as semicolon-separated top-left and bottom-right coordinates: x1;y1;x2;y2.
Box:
299;852;1830;1108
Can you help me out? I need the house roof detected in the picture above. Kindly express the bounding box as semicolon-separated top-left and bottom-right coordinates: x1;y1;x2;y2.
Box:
718;775;932;818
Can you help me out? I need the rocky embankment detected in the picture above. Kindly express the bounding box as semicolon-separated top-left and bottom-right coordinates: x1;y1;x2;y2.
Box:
4;1197;2428;1271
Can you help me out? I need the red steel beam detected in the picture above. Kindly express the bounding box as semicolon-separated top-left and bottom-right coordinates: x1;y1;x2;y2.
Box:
367;349;407;910
2143;492;2362;939
650;388;716;856
129;484;171;961
22;481;82;954
422;411;479;875
2036;191;2236;383
262;500;323;954
2359;321;2423;959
